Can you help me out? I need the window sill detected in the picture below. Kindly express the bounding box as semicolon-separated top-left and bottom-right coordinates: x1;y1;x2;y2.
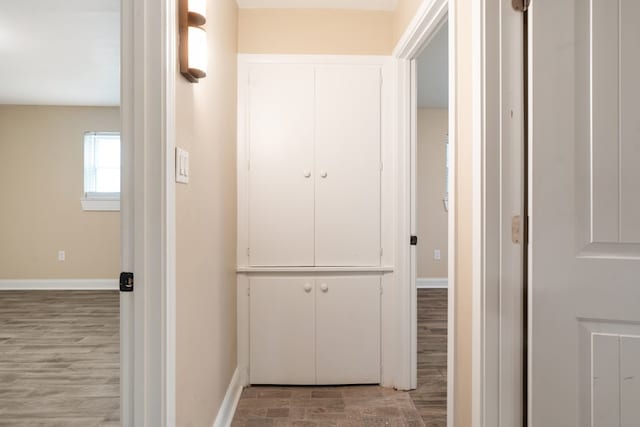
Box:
81;198;120;211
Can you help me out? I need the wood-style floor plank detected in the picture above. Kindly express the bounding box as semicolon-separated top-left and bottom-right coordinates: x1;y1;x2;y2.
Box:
0;291;119;426
410;288;448;427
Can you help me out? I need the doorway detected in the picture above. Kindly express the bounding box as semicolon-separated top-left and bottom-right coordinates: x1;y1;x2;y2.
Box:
409;20;450;427
0;1;122;424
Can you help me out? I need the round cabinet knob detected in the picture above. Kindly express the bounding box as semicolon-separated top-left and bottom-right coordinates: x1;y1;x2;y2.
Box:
303;283;313;293
303;170;311;178
320;283;329;293
320;171;328;178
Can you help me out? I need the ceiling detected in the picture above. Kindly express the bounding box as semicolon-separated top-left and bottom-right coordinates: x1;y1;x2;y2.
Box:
416;22;448;109
236;0;398;10
0;0;120;106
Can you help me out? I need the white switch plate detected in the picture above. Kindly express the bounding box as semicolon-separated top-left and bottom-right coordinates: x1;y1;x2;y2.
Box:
176;147;189;184
58;250;66;261
434;249;441;260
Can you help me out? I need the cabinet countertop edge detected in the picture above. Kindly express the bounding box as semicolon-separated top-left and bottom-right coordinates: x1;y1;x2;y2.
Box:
236;266;395;273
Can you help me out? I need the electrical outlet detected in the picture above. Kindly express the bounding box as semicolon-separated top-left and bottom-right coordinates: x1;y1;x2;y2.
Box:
58;250;66;261
434;249;441;260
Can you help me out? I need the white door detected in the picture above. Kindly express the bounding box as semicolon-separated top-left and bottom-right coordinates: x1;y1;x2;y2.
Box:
248;64;315;266
314;67;382;266
249;277;315;384
530;1;640;425
315;276;380;384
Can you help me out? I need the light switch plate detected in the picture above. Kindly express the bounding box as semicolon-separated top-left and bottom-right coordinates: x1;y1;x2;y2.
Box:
176;147;189;184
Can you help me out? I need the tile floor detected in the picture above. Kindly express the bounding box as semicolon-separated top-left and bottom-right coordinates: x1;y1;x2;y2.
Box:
232;385;425;426
232;289;448;427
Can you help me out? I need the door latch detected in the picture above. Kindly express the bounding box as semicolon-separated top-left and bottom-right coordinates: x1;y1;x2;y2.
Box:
410;235;418;246
119;272;134;292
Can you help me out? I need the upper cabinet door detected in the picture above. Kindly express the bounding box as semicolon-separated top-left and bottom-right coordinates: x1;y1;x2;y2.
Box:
314;67;382;266
248;65;315;266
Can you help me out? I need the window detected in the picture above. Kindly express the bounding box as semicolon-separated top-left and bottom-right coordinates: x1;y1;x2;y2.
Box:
81;132;121;211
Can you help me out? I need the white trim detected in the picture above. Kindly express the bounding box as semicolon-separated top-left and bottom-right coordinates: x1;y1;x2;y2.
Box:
445;5;457;425
393;0;449;59
416;277;448;288
237;266;394;273
81;198;120;211
120;0;176;424
212;368;244;427
0;279;118;290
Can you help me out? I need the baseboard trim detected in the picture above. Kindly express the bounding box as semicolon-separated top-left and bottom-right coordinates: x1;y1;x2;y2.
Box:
213;367;243;427
416;277;448;288
0;279;119;291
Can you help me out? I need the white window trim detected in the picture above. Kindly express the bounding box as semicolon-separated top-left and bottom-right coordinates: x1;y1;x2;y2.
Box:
81;196;120;211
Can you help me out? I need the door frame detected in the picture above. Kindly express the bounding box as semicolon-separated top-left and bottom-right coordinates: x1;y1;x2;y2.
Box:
121;0;177;425
394;0;524;426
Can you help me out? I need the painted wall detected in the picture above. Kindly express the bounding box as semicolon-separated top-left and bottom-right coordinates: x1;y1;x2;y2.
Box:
417;108;448;278
238;0;425;55
454;0;473;425
238;8;394;54
392;0;423;46
0;106;120;280
175;0;238;425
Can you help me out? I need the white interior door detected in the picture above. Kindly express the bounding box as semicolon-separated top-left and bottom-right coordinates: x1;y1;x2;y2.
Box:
314;67;382;266
530;1;640;425
249;277;315;384
248;64;315;266
315;276;380;384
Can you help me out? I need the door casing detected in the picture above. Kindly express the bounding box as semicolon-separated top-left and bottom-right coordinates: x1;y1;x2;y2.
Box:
394;0;525;426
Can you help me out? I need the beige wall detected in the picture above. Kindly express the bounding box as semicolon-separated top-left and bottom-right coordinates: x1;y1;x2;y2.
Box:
417;108;448;278
0;106;120;280
175;0;238;425
238;0;424;55
392;0;423;46
454;0;473;425
238;8;394;55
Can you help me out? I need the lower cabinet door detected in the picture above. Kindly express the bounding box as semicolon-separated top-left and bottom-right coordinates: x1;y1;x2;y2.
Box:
315;276;381;384
249;277;315;384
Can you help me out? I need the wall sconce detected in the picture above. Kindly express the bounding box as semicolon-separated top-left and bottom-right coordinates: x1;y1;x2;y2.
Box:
180;0;207;83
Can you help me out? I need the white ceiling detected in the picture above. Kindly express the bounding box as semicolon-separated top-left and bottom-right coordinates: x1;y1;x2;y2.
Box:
237;0;398;10
0;0;120;106
416;22;448;109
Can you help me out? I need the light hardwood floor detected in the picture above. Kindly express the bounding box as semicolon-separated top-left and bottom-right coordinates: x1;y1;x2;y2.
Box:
0;290;120;426
410;288;448;427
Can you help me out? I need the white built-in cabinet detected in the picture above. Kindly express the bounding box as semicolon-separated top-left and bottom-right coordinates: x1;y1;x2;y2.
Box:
246;64;382;267
238;55;392;386
249;276;381;385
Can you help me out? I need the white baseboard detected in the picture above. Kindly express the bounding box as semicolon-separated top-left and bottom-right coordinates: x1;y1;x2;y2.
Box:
213;367;243;427
0;279;119;290
416;277;448;288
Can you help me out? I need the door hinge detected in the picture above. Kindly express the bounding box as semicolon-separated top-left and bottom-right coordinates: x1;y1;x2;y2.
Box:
380;162;384;172
247;248;250;257
247;287;250;296
512;215;522;244
380;283;383;295
119;272;134;292
410;235;418;246
512;0;531;12
380;248;384;257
